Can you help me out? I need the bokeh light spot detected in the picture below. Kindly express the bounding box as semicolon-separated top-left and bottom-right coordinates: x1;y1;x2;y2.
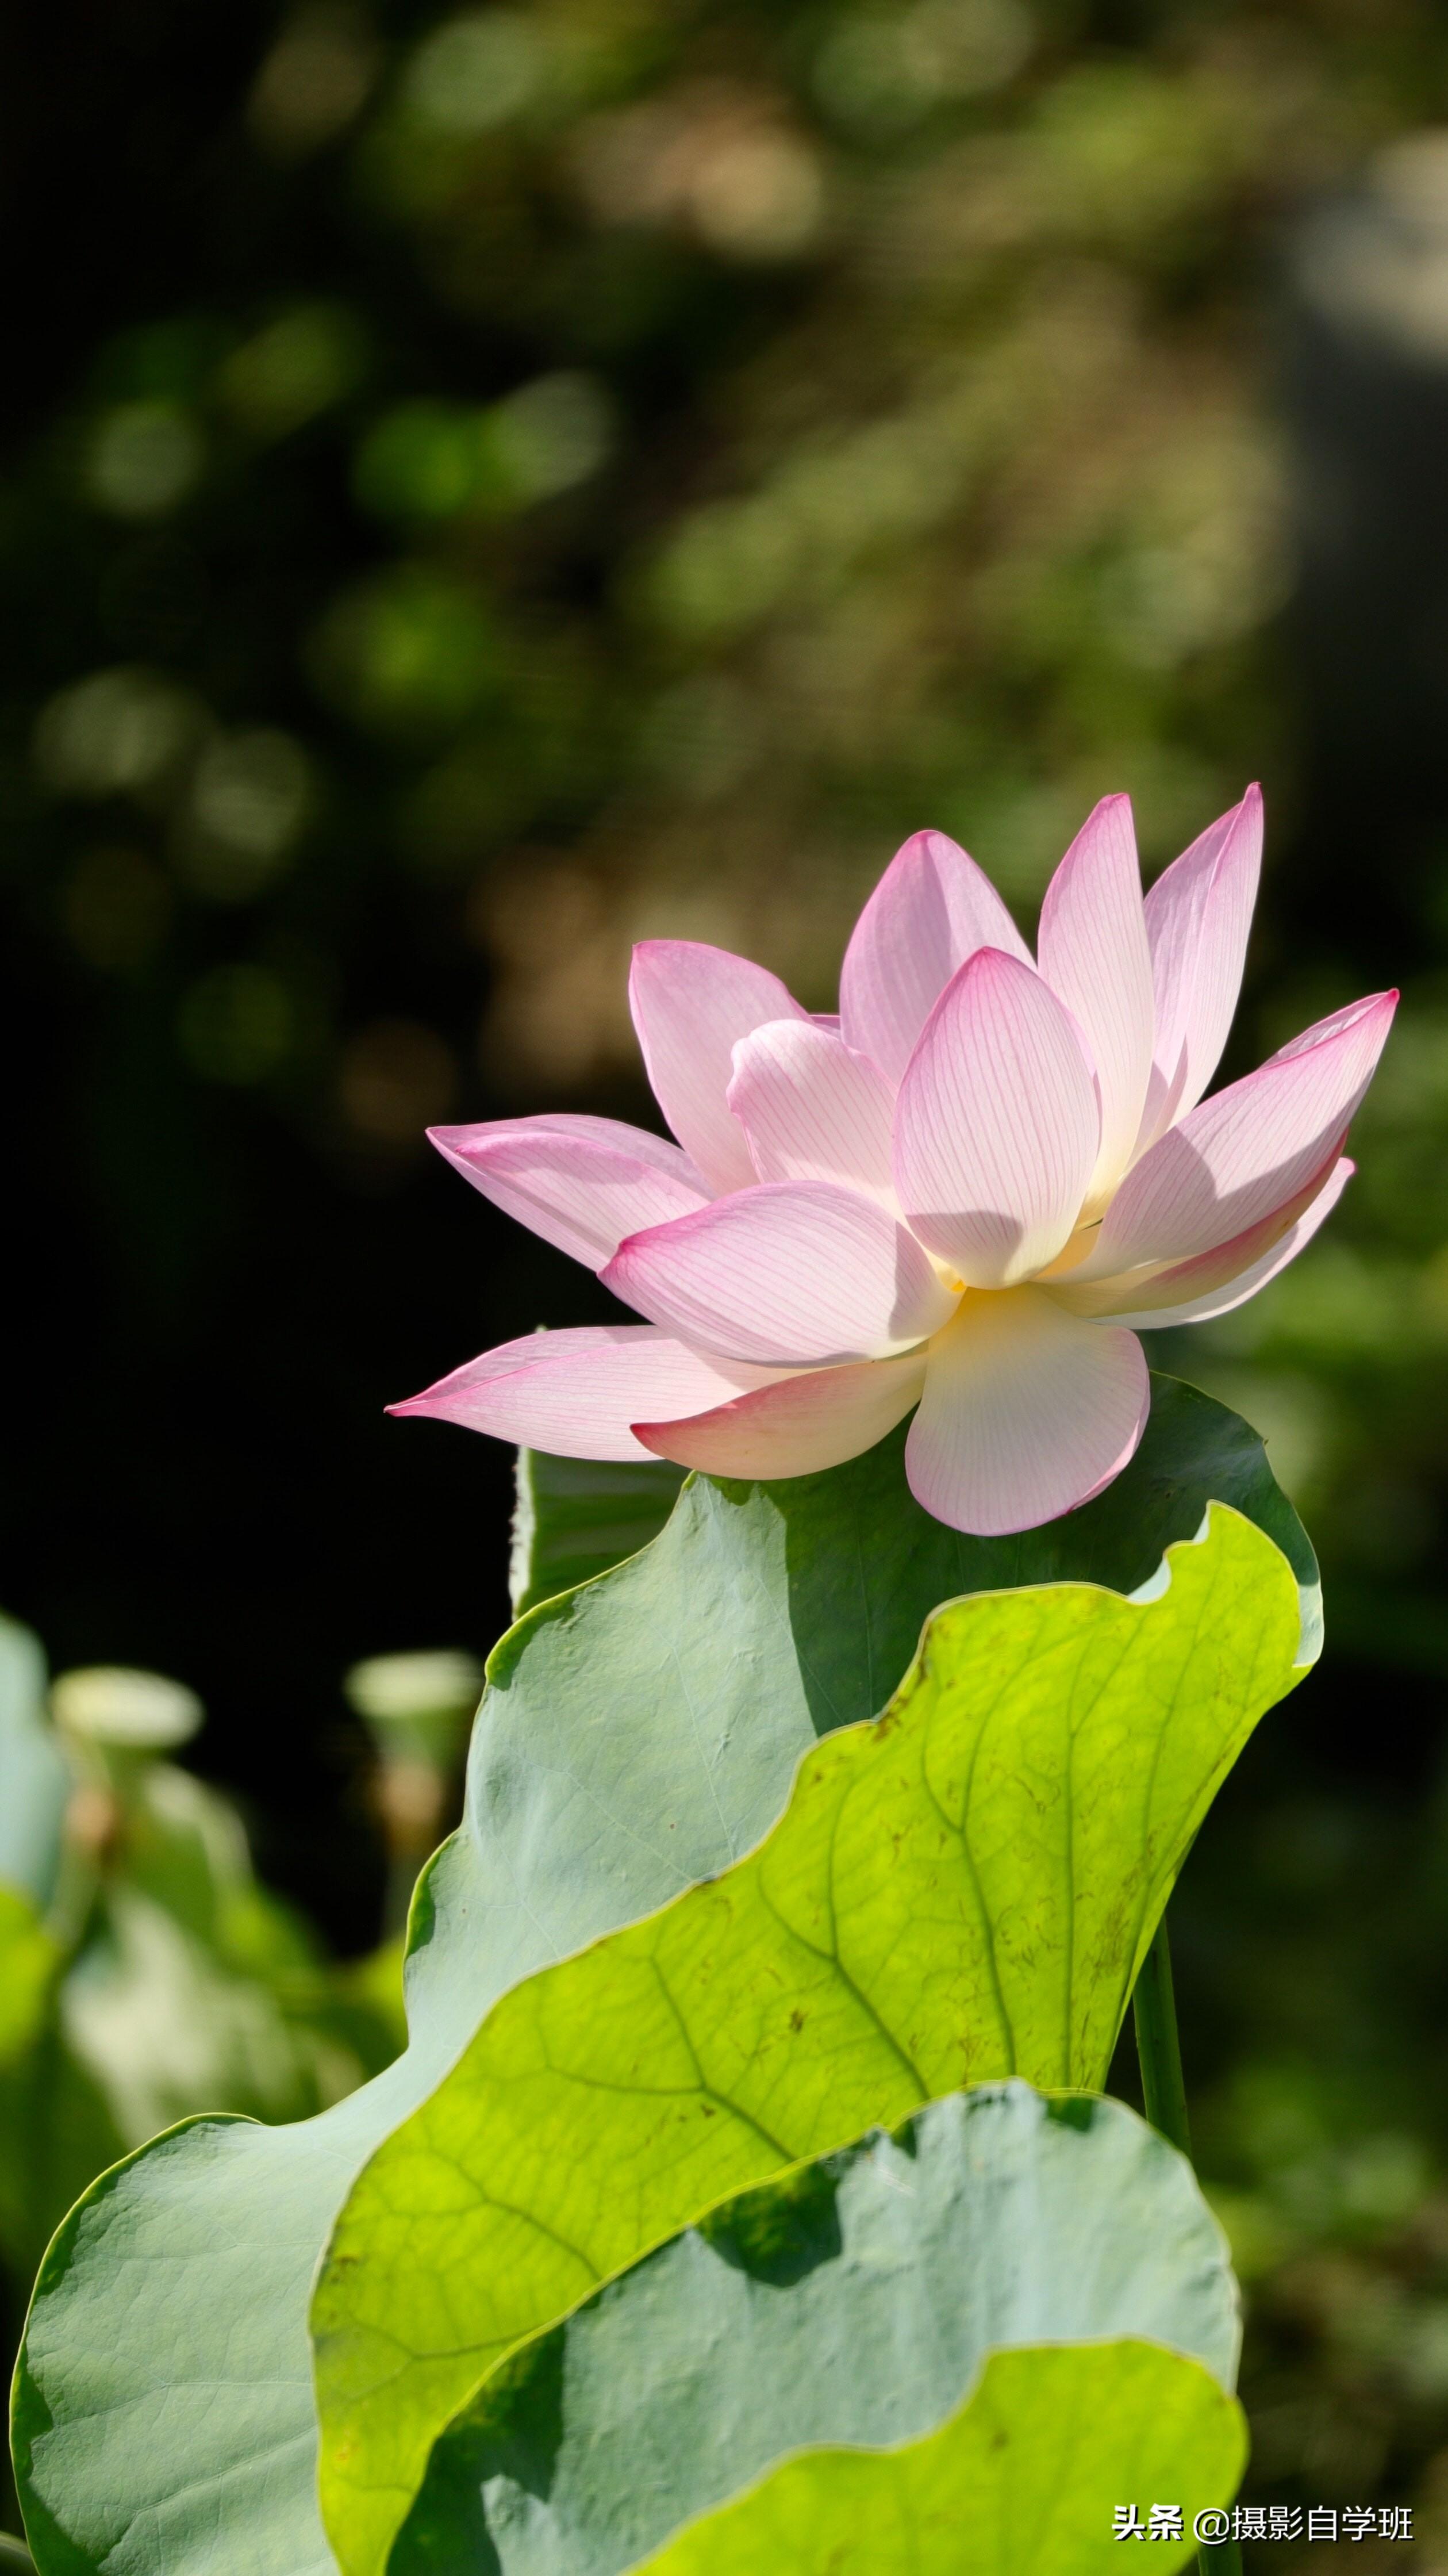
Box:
248;3;380;159
814;0;1034;136
87;403;203;519
402;11;544;135
308;567;504;738
219;305;368;441
574;86;825;260
176;731;313;900
354;402;493;520
34;668;201;798
690;132;824;259
490;371;613;498
355;375;612;524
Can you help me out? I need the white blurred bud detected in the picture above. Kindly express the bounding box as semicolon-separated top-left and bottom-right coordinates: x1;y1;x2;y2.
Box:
52;1666;203;1751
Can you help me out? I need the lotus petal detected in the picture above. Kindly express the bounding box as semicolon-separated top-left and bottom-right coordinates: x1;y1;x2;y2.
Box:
727;1020;896;1202
635;1350;927;1478
604;1182;957;1367
893;950;1100;1289
389;1326;782;1462
905;1289;1150;1536
428;1116;709;1268
630;940;807;1194
1138;788;1262;1149
839;829;1032;1084
1072;990;1395;1282
1037;795;1154;1210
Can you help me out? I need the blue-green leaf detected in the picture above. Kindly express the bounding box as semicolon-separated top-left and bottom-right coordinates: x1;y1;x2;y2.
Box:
394;2082;1238;2575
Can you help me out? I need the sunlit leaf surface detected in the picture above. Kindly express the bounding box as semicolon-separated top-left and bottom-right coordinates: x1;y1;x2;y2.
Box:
15;1385;1309;2576
394;2082;1238;2576
314;1499;1298;2576
631;2341;1245;2576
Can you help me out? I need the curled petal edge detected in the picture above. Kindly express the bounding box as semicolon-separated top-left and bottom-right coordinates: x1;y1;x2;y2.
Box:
634;1350;928;1480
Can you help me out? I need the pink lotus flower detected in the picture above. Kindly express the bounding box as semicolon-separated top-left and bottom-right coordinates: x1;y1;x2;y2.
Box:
394;791;1394;1535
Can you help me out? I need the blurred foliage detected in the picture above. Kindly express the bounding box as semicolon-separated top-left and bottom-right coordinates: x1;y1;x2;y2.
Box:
12;0;1438;1128
0;1611;463;2545
0;1620;413;2286
343;1641;482;1925
9;0;1448;2562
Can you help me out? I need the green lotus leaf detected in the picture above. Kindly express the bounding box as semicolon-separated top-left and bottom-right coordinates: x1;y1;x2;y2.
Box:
314;1500;1299;2576
630;2341;1245;2576
508;1447;685;1617
14;1385;1311;2576
393;2081;1238;2575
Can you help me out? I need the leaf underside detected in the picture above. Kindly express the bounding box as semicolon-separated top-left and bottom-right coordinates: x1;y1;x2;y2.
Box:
314;1501;1299;2576
631;2340;1246;2576
509;1449;685;1618
393;2080;1239;2576
14;1382;1310;2576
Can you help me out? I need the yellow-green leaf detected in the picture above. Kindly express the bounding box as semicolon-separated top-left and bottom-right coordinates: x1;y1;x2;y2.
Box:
393;2082;1239;2575
313;1503;1300;2575
628;2341;1246;2576
16;1387;1314;2576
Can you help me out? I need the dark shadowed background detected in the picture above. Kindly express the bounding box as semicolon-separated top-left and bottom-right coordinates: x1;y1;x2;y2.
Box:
7;0;1448;2557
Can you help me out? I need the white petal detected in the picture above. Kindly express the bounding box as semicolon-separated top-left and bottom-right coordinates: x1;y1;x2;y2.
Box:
839;827;1032;1083
428;1116;709;1268
602;1180;958;1367
634;1351;927;1479
629;940;808;1194
727;1020;896;1202
1036;794;1154;1210
892;949;1100;1288
904;1289;1150;1537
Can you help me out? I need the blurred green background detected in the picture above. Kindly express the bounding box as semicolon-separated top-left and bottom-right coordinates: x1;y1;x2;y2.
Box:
6;0;1448;2563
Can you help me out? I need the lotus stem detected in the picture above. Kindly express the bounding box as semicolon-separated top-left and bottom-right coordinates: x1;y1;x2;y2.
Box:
1134;1915;1243;2574
1133;1911;1191;2157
